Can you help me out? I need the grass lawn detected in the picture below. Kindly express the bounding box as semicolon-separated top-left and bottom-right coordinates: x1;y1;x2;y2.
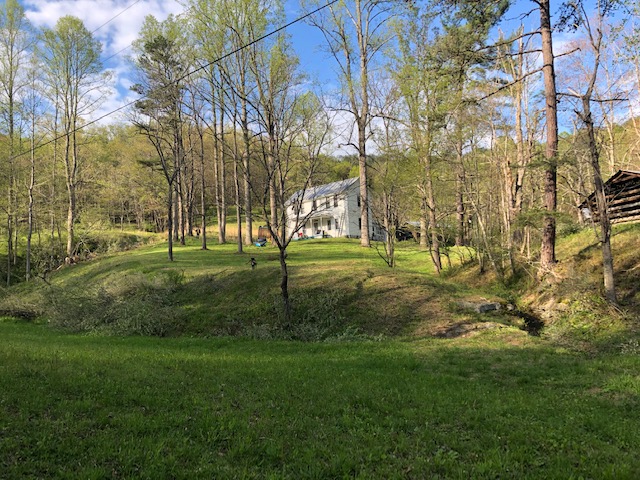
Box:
2;236;487;339
1;320;639;478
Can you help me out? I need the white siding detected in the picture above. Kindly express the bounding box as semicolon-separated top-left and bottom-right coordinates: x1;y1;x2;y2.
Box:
285;178;384;240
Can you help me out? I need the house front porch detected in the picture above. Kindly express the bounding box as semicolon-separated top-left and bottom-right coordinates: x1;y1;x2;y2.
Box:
295;214;341;239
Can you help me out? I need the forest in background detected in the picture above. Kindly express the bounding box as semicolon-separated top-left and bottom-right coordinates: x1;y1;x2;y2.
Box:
1;0;640;303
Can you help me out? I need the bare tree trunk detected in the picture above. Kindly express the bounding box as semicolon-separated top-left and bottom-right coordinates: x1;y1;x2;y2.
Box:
424;160;441;274
419;197;428;250
199;124;207;250
539;0;559;275
167;184;174;261
584;96;616;303
213;82;227;244
455;124;465;247
242;99;253;245
233;124;243;254
358;127;370;247
173;185;180;243
26;121;36;281
279;249;291;326
64;131;76;260
51;105;59;266
383;193;395;267
268;150;278;239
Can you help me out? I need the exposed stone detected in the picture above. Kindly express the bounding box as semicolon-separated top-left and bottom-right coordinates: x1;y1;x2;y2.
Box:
457;300;502;314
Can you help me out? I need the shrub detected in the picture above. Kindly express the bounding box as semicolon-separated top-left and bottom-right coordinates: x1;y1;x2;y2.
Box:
45;271;186;336
543;293;633;351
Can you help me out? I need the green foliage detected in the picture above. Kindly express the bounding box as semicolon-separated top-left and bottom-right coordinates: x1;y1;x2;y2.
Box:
543;293;631;350
45;271;186;336
75;230;155;255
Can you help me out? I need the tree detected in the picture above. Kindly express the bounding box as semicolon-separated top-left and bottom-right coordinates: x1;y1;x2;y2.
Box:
39;16;109;260
306;0;395;247
391;5;450;273
560;0;623;303
261;89;332;322
537;0;561;276
437;14;504;248
24;54;45;281
131;15;189;261
0;0;33;284
250;32;306;318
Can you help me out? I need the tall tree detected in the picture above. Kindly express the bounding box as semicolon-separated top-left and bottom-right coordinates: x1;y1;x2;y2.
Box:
391;5;450;273
131;15;188;261
437;15;503;247
39;16;108;260
250;32;305;316
537;0;560;276
560;0;622;303
24;54;44;281
0;0;33;284
306;0;394;247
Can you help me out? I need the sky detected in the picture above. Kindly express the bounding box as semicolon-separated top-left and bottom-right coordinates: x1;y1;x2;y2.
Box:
20;0;331;125
18;0;623;135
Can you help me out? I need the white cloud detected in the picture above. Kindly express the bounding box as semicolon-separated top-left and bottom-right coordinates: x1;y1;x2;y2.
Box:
24;0;184;125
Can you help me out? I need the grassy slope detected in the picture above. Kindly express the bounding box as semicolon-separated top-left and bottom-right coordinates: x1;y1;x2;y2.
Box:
2;236;504;338
1;226;639;477
1;320;639;478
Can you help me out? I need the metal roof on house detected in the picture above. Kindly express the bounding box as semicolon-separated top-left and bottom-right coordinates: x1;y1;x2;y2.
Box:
289;177;359;203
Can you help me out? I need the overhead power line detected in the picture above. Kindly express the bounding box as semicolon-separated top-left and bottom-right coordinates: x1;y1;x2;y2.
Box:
19;0;338;159
91;0;144;35
100;4;190;65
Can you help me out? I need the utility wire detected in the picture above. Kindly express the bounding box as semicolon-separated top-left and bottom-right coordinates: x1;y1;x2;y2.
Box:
177;0;338;84
101;5;190;65
18;0;337;159
91;0;144;34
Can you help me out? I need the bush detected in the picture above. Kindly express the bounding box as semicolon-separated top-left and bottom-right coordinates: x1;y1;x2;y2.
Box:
543;293;633;351
216;288;366;342
45;271;186;336
75;231;149;255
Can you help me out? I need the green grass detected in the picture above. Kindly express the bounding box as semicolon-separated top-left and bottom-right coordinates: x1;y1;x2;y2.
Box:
1;236;489;339
1;319;639;478
1;227;640;477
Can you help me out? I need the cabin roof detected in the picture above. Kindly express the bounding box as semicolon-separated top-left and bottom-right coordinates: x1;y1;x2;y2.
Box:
579;170;640;224
579;170;640;208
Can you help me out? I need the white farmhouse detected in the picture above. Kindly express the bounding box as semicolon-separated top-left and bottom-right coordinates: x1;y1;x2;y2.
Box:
286;177;384;240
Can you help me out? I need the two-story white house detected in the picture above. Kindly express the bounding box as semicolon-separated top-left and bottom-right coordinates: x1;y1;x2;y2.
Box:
286;177;384;240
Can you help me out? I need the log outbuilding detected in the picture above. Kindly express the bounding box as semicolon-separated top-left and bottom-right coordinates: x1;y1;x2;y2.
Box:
579;170;640;224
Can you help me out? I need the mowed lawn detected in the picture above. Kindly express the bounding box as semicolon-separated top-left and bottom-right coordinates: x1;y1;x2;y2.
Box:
1;320;639;479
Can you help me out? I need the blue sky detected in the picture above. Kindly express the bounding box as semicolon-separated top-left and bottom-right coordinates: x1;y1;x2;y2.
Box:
18;0;615;130
19;0;332;123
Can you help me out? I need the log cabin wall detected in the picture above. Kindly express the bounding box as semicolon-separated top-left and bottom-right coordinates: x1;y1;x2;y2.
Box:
580;170;640;224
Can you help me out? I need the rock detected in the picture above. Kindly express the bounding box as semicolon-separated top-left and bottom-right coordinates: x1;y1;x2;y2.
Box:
457;300;502;314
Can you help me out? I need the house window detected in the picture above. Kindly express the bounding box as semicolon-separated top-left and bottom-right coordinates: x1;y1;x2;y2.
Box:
325;197;330;208
312;199;317;210
357;195;361;207
327;219;332;230
358;218;361;230
334;194;338;207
